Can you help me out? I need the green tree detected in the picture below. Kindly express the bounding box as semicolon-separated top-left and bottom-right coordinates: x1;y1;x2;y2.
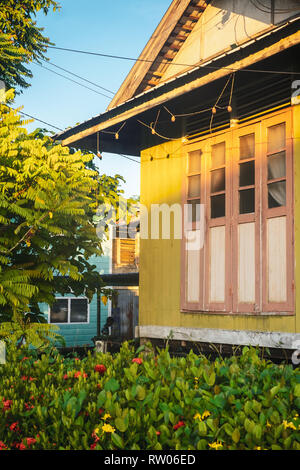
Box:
0;0;60;91
0;90;123;322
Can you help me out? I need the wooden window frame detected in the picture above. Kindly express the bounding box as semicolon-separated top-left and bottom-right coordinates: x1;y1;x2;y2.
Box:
261;112;294;313
181;108;294;315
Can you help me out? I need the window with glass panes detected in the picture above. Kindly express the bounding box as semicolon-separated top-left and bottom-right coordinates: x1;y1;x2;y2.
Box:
49;297;89;323
182;109;294;314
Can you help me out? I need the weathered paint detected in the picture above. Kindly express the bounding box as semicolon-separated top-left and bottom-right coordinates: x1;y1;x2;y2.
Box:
161;0;299;82
139;104;300;338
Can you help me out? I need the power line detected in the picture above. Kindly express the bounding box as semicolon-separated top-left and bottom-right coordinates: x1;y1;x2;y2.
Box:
41;59;115;95
34;62;113;99
13;108;64;131
115;153;140;164
8;107;139;163
48;44;300;76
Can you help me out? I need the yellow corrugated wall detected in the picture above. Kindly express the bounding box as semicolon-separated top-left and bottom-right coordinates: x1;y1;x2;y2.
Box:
139;105;300;334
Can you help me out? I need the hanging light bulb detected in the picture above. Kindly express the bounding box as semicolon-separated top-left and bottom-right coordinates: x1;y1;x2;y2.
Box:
115;132;119;140
227;105;232;113
151;127;155;135
212;107;217;115
171;115;176;123
97;151;102;160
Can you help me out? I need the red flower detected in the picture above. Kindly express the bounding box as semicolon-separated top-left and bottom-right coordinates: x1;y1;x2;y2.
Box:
24;403;34;410
74;371;87;379
15;442;26;450
21;357;29;361
63;374;69;380
2;399;12;411
90;442;97;450
74;358;80;361
29;377;36;382
10;422;19;432
0;441;7;450
91;432;100;443
26;437;36;447
173;421;185;430
21;376;28;381
94;364;106;374
156;431;161;435
132;358;143;365
98;408;104;415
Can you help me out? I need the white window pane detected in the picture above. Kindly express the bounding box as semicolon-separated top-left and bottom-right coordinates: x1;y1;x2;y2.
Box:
240;133;255;160
267;123;285;153
188;175;201;198
211;142;225;167
188;150;201;173
267;151;286;180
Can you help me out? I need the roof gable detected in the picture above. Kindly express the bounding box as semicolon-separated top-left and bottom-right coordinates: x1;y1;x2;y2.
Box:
107;0;209;110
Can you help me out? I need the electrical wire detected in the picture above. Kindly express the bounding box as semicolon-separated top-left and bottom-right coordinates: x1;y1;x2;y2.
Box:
11;108;64;131
47;44;300;76
34;62;113;99
41;59;115;95
8;107;140;164
252;0;300;14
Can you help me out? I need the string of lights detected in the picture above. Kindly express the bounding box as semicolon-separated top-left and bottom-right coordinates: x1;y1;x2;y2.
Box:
210;73;235;133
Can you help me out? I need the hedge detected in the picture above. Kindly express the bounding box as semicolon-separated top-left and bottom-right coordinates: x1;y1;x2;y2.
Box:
0;342;299;450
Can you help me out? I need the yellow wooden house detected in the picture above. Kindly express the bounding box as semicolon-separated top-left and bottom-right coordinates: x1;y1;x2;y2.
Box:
56;0;300;352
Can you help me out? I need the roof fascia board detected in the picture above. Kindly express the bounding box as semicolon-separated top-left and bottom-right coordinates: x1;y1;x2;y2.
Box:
61;29;300;148
107;0;192;110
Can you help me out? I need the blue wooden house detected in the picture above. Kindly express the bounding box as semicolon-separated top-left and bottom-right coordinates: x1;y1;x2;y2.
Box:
40;223;139;348
40;241;112;348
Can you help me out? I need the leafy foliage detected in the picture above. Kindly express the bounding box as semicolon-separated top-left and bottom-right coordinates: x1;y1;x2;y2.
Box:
0;0;60;91
0;311;64;350
0;343;299;450
0;91;123;320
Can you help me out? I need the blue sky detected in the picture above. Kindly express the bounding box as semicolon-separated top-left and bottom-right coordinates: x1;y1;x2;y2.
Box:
14;0;171;198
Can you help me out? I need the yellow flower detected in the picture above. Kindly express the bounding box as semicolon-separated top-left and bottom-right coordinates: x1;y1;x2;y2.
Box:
102;423;115;433
283;420;297;430
49;212;53;219
266;421;271;428
208;441;223;450
194;413;202;421
254;446;261;450
202;411;211;419
102;413;111;421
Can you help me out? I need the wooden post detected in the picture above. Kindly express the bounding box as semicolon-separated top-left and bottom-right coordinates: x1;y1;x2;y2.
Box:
97;289;101;337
